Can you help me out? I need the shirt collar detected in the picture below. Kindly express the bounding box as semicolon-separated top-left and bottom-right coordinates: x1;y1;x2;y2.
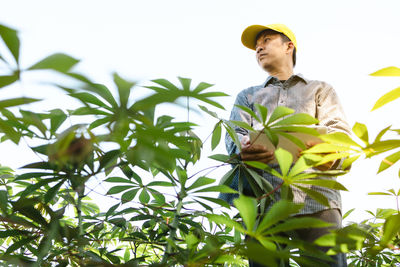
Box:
262;73;308;87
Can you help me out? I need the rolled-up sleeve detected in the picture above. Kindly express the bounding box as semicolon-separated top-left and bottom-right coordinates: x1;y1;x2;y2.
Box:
316;84;351;135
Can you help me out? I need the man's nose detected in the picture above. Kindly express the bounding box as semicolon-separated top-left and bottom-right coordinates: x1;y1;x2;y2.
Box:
256;46;263;54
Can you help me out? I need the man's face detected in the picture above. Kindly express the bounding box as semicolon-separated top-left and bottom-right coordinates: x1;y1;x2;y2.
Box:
255;32;291;71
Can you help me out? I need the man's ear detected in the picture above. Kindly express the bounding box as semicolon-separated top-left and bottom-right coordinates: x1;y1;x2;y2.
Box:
286;41;294;53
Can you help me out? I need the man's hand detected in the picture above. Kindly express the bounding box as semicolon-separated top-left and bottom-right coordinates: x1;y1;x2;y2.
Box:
240;136;275;164
299;140;336;171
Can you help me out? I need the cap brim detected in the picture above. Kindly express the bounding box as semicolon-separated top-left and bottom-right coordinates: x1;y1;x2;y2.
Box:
241;25;273;50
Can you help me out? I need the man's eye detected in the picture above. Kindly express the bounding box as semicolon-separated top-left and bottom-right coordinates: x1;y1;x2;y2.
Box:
264;38;270;42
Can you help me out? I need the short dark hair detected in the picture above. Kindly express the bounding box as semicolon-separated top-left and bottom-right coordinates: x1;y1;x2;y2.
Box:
255;29;297;67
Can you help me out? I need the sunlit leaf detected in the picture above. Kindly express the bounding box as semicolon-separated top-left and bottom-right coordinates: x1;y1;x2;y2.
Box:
372;86;400;111
272;113;317;126
267;106;294;125
264;217;332;235
233;195;257;232
352;122;369;145
29;53;79;72
380;214;400;245
294;178;348;191
207;214;246;233
378;150;400;173
370;66;400;76
257;200;303;234
274;148;292;177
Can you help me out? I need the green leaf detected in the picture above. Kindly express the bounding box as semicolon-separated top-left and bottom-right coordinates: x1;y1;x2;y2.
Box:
368;192;392;196
254;104;268;124
352;122;369;145
193;185;236;194
372;86;400;111
113;72;135;108
370;66;400;76
0;24;20;63
105;176;135;184
294;178;348;191
28;53;79;72
230;120;255;132
272;113;318;126
147;181;173;187
0;98;40;109
121;189;139;204
5;237;37;255
44;179;65;203
199;105;219;119
342;208;355;220
288;156;314;177
178;76;191;91
49;109;67;134
72;106;110;116
98;149;120;171
257;200;303;234
193;81;214;93
211;122;222;150
176;167;187;187
264;217;332;235
294;185;330;207
234;104;261;123
224;122;241;150
208;154;232;162
274;148;293;177
139;189;150;203
380;214;400;245
0;118;21;143
196;196;230;209
206;214;246;233
378;150;400;173
69;92;112;110
219;166;238;186
233;195;257;232
0;74;19;88
187;177;215;191
0;190;8;212
267;106;294;125
107;185;132;195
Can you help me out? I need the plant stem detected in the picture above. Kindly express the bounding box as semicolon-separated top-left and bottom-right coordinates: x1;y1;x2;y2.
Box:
161;190;184;264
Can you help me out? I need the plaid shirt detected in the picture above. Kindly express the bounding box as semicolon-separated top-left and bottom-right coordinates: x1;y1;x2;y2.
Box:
220;74;351;215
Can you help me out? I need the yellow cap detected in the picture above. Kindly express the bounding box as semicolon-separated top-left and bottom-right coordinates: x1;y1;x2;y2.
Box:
241;23;297;50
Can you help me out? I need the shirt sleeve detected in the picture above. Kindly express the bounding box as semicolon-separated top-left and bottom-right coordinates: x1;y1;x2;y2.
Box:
225;90;252;155
316;84;351;135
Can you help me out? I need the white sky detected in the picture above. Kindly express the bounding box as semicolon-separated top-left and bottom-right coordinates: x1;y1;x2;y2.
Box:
1;0;400;223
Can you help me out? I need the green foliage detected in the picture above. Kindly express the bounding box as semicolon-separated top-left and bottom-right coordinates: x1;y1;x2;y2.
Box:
1;23;400;266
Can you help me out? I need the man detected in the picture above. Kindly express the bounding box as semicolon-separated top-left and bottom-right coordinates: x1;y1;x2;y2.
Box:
222;24;350;266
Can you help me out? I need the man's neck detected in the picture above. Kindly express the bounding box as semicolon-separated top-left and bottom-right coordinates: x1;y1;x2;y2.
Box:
267;68;293;81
